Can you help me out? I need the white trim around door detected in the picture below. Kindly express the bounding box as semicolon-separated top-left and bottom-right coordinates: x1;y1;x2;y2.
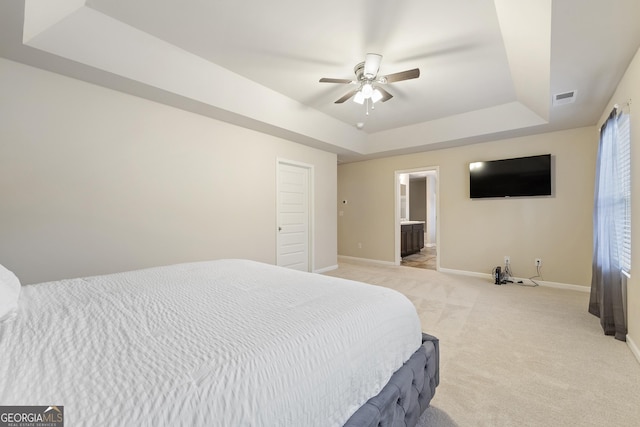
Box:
394;166;440;269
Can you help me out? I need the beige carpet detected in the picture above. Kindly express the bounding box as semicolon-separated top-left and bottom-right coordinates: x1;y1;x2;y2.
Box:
325;260;640;427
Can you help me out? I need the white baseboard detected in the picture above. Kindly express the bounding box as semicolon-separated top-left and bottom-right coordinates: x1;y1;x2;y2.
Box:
535;279;590;293
438;268;590;292
336;262;589;292
314;264;338;274
627;334;640;365
337;255;396;266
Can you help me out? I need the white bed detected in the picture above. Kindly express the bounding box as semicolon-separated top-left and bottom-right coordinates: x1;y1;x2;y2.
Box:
0;259;428;426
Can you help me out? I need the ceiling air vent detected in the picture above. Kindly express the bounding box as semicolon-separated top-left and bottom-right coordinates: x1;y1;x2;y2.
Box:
553;90;577;106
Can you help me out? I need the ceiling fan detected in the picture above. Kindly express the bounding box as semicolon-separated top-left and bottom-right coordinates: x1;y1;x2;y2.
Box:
319;53;420;112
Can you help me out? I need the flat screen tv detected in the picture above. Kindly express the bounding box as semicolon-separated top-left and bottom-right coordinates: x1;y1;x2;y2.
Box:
469;154;552;198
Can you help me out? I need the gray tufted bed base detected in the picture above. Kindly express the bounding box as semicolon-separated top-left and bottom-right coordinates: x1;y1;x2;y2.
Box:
344;333;440;427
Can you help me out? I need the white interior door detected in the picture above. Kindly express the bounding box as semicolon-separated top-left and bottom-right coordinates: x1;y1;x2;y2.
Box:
277;161;311;271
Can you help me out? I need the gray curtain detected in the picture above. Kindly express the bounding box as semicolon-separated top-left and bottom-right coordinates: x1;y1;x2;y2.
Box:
589;109;627;341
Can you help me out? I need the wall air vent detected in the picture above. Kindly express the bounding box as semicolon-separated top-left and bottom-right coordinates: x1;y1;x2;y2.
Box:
553;90;577;106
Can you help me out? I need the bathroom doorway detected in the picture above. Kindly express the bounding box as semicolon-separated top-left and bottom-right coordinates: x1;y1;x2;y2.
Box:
395;167;439;270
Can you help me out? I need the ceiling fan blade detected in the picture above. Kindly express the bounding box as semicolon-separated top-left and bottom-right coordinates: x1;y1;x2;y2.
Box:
319;77;354;84
381;68;420;83
364;53;382;78
376;87;394;102
335;90;358;104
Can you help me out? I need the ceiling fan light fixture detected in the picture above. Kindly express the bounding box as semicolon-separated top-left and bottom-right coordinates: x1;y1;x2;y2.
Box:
371;88;383;103
353;91;365;104
361;83;374;98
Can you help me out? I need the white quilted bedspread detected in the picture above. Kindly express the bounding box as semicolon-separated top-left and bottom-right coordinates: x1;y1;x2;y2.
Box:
0;259;421;426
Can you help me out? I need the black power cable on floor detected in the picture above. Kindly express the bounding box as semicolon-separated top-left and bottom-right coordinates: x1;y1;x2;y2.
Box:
493;261;540;287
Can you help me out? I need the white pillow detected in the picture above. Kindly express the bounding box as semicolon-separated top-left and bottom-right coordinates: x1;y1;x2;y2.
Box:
0;264;21;322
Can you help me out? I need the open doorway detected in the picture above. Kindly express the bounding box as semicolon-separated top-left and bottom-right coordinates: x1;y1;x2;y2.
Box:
395;167;439;270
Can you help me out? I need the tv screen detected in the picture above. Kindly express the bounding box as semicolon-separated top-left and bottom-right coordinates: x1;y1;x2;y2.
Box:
469;154;552;198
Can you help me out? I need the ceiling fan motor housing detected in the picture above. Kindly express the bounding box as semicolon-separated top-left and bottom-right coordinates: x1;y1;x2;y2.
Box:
354;62;365;81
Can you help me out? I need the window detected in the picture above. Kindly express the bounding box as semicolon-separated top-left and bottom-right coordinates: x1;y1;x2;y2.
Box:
617;112;631;274
590;106;631;340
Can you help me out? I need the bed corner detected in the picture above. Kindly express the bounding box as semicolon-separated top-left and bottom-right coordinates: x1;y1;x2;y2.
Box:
343;332;440;427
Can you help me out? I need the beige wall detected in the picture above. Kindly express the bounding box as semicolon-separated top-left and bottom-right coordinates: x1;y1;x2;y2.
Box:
599;47;640;353
338;126;597;286
0;58;337;284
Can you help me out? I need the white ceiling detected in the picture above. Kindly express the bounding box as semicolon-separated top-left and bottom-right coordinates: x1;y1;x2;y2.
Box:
1;0;639;162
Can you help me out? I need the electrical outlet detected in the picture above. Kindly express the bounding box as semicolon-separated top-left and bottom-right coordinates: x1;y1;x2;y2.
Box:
535;258;542;267
504;256;510;265
358;243;362;249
